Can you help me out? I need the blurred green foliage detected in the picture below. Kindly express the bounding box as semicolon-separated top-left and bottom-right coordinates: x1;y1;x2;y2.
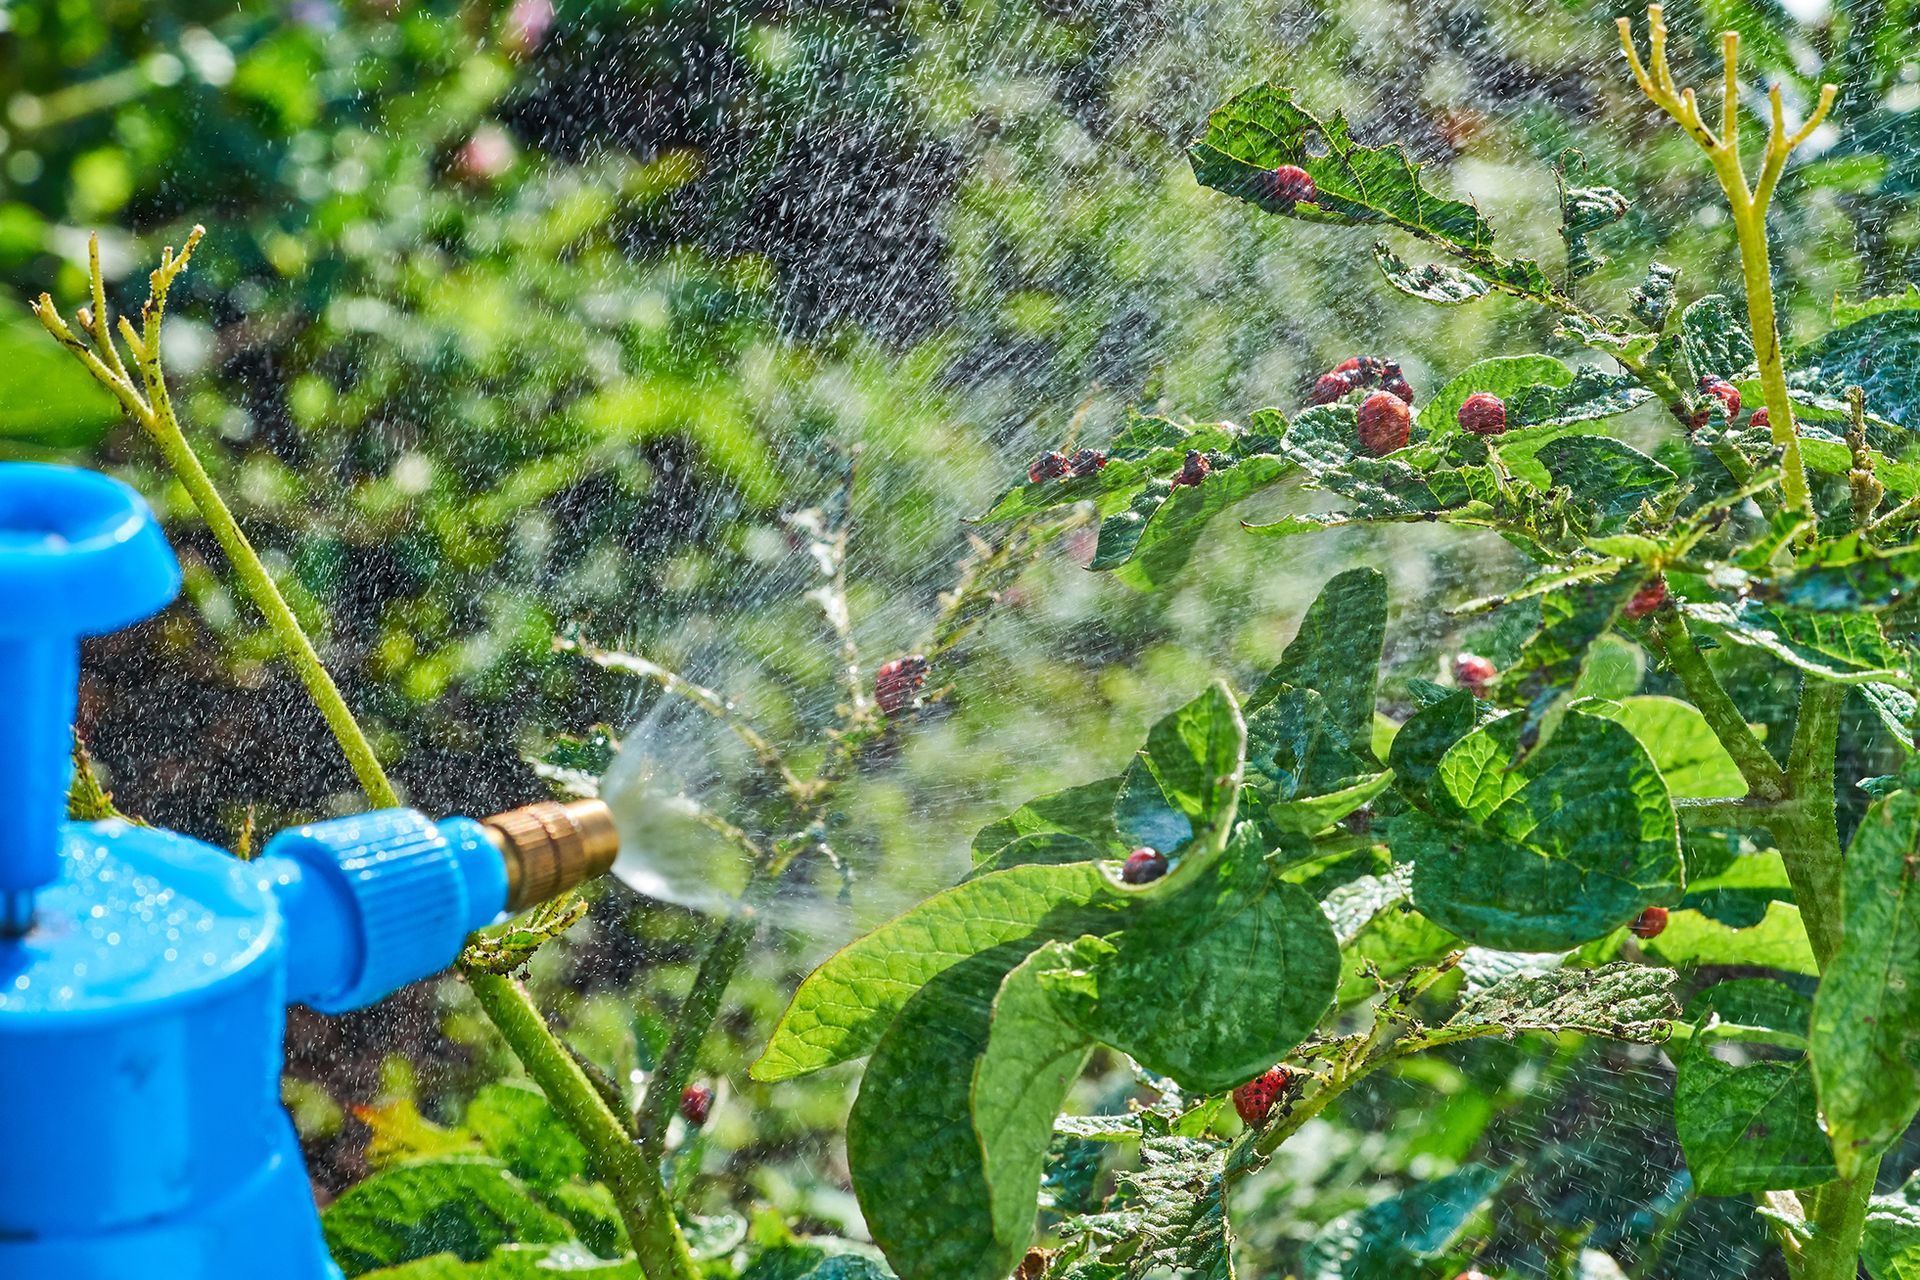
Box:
4;0;1918;1274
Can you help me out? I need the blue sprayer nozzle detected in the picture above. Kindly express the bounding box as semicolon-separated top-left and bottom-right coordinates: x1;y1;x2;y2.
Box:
0;464;620;1277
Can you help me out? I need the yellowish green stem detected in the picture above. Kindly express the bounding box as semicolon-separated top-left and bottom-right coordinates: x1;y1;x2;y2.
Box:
469;972;700;1280
1618;6;1835;523
32;230;399;808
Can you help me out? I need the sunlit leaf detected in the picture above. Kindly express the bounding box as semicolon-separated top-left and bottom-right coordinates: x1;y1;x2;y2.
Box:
1061;1136;1235;1280
1371;242;1491;304
1642;901;1817;976
752;863;1125;1082
1683;600;1905;684
974;942;1098;1259
1678;294;1758;385
847;947;1041;1280
1588;696;1747;798
1793;308;1920;425
1865;1172;1920;1280
1675;980;1837;1195
1811;792;1920;1177
322;1159;577;1277
1251;567;1388;755
1188;85;1555;304
1398;709;1682;951
1441;960;1677;1043
1040;837;1339;1092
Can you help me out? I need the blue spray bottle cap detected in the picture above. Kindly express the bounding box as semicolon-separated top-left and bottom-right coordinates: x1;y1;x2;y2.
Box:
0;464;180;933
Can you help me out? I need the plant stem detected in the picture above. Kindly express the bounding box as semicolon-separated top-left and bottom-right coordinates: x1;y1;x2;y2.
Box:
34;232;399;809
1767;676;1865;1280
1774;678;1846;970
468;972;699;1280
1618;8;1836;521
1726;185;1814;521
1795;1158;1880;1280
38;234;701;1272
634;886;767;1158
1655;611;1789;801
142;396;400;807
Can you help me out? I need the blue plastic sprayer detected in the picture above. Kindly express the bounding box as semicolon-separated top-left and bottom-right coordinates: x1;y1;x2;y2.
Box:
0;463;620;1277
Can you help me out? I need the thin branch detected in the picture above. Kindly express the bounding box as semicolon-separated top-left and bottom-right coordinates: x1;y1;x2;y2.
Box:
564;638;814;806
1655;611;1789;801
35;227;398;809
467;973;700;1280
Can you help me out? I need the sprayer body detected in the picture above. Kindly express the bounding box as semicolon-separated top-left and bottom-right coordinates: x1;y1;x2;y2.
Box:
0;820;320;1276
0;810;510;1278
0;463;620;1273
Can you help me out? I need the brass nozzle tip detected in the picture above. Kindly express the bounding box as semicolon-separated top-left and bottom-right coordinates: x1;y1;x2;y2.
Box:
482;799;619;913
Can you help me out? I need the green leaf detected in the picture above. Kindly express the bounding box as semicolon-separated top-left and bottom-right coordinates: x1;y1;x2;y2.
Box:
1865;1173;1920;1280
1642;901;1818;976
1106;455;1292;590
1793;308;1920;426
465;1085;589;1190
1587;695;1747;798
1062;1136;1235;1280
1400;709;1683;950
1242;686;1378;824
1386;688;1480;810
1675;979;1837;1196
1040;839;1339;1091
1190;85;1497;248
848;947;1039;1280
1114;681;1247;888
1299;1163;1510;1280
973;942;1098;1259
322;1159;577;1277
969;832;1108;878
1418;355;1575;438
1556;152;1630;281
1833;284;1920;328
751;863;1123;1082
1811;792;1920;1177
1091;479;1176;571
973;776;1126;863
978;449;1186;523
1536;436;1677;532
1683;599;1905;683
1251;567;1388;754
1758;541;1920;614
1322;865;1457;1002
1679;294;1759;385
1442;961;1678;1043
1494;571;1647;730
1249;767;1394;838
1629;262;1680;330
1188;85;1553;303
360;1244;638;1279
1501;367;1655;433
1372;242;1491;304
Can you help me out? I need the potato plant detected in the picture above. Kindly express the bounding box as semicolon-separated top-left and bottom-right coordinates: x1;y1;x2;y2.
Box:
762;9;1920;1280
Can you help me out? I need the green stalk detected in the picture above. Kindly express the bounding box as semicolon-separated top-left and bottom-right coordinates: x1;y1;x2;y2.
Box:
1727;183;1814;521
1775;679;1846;970
1773;678;1869;1280
635;901;759;1158
1654;612;1788;802
1796;1159;1880;1280
138;389;399;808
35;232;700;1274
469;972;700;1280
